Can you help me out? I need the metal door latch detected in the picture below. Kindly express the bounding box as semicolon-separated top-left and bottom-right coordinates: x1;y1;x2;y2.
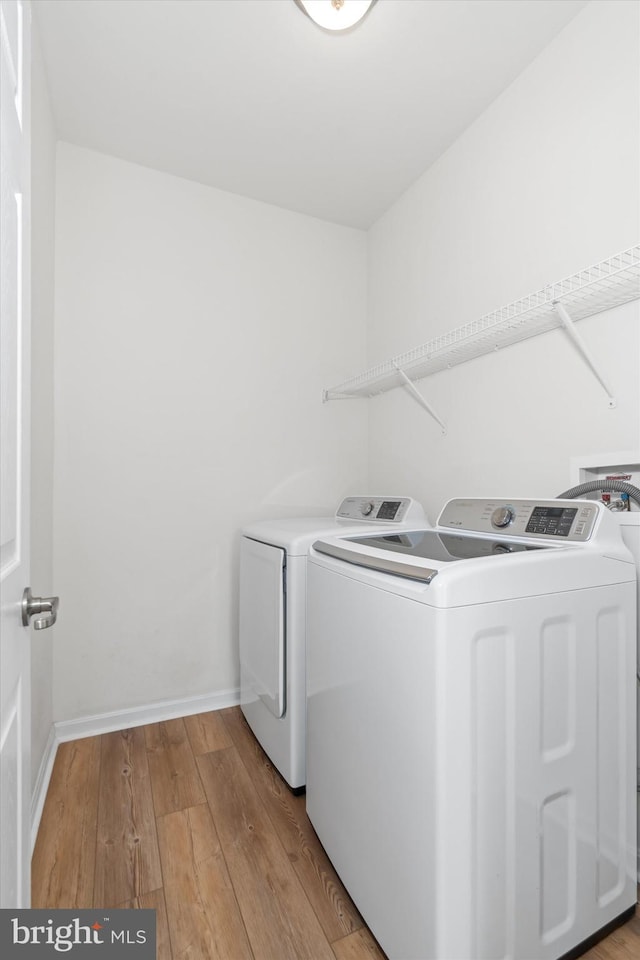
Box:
22;587;59;630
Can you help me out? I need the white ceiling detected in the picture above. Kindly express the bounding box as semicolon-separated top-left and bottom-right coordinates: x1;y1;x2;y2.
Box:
34;0;588;229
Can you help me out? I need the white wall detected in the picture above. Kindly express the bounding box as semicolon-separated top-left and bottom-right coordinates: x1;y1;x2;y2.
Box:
47;0;639;728
367;0;640;519
30;16;56;790
53;145;368;722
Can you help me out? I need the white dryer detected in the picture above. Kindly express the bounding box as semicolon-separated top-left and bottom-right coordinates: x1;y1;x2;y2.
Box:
306;498;637;960
239;496;425;791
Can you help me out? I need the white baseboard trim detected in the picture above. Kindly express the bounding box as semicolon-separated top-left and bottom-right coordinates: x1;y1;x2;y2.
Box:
30;724;58;854
54;687;241;743
30;687;240;851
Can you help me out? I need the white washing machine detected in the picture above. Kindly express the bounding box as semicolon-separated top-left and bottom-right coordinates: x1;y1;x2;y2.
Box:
306;498;637;960
239;496;425;791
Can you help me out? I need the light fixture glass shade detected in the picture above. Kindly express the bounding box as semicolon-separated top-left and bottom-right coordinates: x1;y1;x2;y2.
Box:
295;0;375;32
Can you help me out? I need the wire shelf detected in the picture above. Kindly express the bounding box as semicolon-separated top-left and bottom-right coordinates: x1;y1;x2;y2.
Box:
324;245;640;401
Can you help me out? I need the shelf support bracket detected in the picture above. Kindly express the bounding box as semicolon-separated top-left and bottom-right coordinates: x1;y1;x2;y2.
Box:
553;301;616;408
393;363;447;433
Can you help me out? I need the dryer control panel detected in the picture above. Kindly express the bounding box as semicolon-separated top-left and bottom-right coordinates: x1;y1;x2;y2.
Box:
438;498;599;541
336;497;424;524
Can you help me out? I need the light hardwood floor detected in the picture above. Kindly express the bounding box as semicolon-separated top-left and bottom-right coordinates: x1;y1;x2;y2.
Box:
32;707;640;960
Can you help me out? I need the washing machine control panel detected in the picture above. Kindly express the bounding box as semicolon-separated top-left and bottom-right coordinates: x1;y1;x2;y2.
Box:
336;497;424;524
438;498;599;541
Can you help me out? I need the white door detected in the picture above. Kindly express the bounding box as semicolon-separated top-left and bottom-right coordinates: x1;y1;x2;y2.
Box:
0;0;31;908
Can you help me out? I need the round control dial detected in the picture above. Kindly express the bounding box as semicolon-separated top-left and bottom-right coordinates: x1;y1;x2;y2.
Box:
361;500;376;517
491;506;514;528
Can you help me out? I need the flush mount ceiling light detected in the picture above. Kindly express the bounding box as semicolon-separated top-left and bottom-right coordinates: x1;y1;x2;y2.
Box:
294;0;377;33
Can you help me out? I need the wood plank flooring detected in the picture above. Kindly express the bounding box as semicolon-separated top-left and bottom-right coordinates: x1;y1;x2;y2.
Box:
32;707;640;960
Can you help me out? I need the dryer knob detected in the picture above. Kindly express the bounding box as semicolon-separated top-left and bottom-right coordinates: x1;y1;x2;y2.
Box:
361;501;375;517
491;506;514;528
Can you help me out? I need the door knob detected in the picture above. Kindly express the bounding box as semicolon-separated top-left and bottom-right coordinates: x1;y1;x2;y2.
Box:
22;587;59;631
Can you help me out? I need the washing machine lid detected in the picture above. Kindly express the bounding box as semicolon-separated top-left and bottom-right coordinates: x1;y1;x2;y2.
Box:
314;530;550;584
241;497;426;555
347;529;545;561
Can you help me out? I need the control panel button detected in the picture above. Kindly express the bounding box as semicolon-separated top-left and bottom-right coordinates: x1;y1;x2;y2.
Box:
525;505;578;537
377;500;401;520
